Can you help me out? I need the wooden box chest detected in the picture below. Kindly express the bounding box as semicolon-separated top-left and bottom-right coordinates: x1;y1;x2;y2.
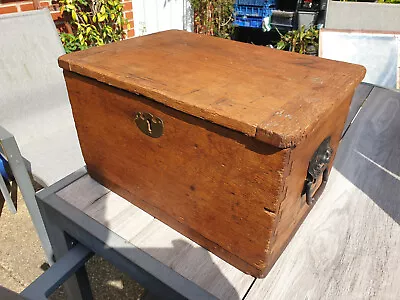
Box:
59;30;365;277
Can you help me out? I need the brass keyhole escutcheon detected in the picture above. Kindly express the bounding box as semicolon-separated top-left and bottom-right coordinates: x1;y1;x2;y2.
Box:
134;112;164;138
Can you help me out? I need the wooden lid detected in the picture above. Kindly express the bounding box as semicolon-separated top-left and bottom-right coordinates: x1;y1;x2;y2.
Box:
59;30;365;148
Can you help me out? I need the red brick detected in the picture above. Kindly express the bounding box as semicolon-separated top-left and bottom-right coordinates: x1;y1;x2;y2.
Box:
51;11;62;21
0;5;18;14
40;1;50;7
123;1;132;11
20;3;34;11
127;28;135;38
124;11;133;20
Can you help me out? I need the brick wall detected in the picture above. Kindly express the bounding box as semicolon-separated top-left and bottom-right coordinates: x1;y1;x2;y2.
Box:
0;0;134;38
122;0;134;38
0;0;44;14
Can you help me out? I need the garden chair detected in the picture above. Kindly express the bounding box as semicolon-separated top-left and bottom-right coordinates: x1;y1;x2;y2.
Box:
0;9;84;263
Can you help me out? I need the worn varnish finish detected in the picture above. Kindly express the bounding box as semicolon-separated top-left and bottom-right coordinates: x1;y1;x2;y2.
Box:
64;71;287;276
60;30;365;277
267;92;353;268
59;30;365;148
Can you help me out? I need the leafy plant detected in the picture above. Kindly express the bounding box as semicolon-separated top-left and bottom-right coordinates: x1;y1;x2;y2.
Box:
60;32;88;53
276;26;319;55
188;0;235;39
59;0;128;53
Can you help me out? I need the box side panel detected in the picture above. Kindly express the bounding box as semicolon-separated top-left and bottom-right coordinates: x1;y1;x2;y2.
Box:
64;71;288;277
265;91;355;276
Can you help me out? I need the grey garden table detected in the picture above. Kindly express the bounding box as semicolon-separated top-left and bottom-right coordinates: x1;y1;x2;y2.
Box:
36;84;400;299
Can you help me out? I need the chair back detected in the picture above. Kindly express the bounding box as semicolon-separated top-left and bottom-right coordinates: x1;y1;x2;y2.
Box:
0;9;74;148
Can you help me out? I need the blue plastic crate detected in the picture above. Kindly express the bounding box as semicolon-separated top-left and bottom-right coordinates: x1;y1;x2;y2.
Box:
236;0;276;7
234;5;274;28
0;154;9;181
236;0;266;6
234;0;275;28
236;0;275;5
234;4;275;17
234;16;263;28
264;7;273;17
234;5;265;17
233;8;272;28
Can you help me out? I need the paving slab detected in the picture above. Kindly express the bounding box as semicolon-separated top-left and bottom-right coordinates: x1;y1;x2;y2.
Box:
0;193;47;286
0;264;26;293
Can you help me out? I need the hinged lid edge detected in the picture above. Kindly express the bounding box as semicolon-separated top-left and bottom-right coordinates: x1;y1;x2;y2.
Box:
58;31;366;148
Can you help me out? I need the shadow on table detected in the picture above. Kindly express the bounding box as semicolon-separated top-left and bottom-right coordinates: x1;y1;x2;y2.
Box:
334;87;400;225
45;202;242;300
143;239;241;300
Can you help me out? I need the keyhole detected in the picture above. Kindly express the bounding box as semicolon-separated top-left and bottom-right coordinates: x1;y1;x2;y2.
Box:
146;119;152;133
134;112;163;138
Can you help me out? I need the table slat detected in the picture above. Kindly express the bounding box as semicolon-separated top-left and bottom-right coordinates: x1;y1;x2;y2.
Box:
56;174;109;210
84;192;155;242
130;219;254;300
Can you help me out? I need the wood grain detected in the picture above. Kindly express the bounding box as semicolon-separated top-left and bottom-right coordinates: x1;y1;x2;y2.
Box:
246;86;400;299
56;175;254;300
59;30;365;148
63;58;362;276
64;71;288;277
61;32;364;276
265;90;354;276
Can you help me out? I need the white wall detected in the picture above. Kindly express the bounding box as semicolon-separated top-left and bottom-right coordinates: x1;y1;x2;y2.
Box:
326;1;400;32
132;0;192;37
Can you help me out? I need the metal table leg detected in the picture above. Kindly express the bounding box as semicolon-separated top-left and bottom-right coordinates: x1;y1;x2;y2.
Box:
37;198;93;300
21;243;93;300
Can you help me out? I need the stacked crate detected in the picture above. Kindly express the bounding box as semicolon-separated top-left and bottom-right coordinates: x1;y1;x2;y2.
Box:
234;0;276;28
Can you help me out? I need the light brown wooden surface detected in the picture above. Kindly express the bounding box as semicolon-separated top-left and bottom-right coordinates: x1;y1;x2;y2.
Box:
64;71;289;277
59;30;365;148
267;91;354;271
63;60;362;277
61;32;364;276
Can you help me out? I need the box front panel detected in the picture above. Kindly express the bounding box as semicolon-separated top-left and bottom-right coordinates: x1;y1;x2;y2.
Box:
64;71;290;276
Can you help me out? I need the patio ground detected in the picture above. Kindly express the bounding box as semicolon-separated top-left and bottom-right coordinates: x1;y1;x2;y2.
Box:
0;190;145;299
